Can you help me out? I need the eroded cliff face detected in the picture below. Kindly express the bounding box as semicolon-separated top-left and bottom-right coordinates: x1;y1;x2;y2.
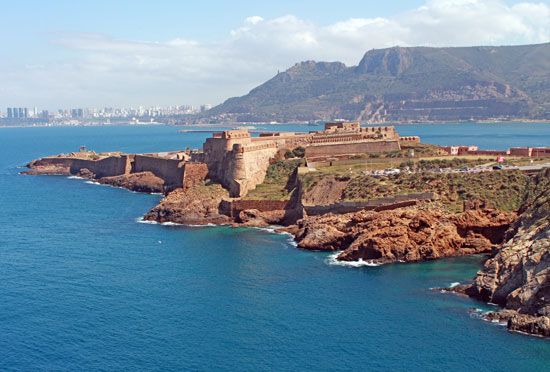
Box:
143;184;231;225
463;169;550;336
292;207;516;263
97;172;165;194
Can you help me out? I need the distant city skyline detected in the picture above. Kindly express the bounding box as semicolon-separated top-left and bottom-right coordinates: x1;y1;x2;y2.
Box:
0;0;548;109
1;104;211;120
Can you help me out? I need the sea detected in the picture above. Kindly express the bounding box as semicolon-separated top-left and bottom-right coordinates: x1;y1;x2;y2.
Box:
0;122;549;371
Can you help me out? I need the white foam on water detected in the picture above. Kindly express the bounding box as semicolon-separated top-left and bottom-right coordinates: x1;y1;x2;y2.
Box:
449;282;460;288
67;175;84;180
326;251;381;267
160;221;183;226
136;216;221;228
251;226;277;233
286;238;298;247
250;226;299;247
136;217;159;225
85;180;101;185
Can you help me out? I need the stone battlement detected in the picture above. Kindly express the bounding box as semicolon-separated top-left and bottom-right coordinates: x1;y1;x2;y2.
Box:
202;122;406;197
235;142;278;153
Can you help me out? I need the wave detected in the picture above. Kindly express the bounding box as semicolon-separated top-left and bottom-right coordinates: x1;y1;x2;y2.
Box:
250;226;299;247
85;180;101;185
67;175;85;179
449;282;460;288
326;251;381;267
135;217;219;228
160;221;183;226
135;217;182;226
136;217;159;224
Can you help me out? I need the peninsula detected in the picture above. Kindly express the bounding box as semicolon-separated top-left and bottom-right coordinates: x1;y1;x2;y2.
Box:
25;122;550;337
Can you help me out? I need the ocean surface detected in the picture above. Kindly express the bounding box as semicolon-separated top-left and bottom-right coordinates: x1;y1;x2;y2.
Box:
0;123;549;371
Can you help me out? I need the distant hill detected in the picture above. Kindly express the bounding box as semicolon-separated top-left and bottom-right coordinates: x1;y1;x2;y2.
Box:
203;43;550;123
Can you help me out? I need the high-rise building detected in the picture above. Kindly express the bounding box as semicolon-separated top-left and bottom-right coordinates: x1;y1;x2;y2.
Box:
7;108;13;118
71;108;84;118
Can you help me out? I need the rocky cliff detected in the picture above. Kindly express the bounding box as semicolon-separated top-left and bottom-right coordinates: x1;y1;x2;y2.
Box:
97;172;165;194
203;43;549;122
462;169;550;336
290;207;516;264
143;183;231;225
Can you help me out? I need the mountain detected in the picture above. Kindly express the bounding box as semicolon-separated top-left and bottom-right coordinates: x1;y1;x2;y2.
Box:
203;43;550;123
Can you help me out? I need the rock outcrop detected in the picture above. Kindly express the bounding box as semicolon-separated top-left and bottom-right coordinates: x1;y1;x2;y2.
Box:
292;207;516;263
143;184;231;225
98;172;165;193
22;161;71;175
463;169;550;337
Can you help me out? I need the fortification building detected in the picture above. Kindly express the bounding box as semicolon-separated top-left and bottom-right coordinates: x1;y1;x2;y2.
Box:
202;122;404;197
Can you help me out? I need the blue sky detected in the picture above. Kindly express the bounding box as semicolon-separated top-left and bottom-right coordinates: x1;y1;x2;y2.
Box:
0;0;548;109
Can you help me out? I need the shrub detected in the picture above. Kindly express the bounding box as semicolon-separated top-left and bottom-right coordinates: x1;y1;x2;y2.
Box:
292;146;306;158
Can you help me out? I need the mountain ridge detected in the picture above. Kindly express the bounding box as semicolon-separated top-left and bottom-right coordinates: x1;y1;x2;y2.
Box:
202;43;550;123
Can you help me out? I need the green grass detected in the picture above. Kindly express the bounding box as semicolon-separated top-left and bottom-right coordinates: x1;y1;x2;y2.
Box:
244;159;304;200
341;170;529;212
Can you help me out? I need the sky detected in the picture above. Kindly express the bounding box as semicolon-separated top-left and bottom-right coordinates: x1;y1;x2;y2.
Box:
0;0;548;109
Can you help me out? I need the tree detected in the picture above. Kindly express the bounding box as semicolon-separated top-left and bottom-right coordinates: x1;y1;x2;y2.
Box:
292;146;305;158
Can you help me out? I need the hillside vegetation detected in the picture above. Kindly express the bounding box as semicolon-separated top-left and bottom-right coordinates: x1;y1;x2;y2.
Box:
300;169;530;212
244;159;304;200
205;43;550;122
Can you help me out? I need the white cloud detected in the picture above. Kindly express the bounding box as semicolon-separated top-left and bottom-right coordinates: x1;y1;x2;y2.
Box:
2;0;549;108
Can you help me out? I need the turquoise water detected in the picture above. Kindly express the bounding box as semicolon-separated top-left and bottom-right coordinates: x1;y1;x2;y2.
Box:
0;124;549;371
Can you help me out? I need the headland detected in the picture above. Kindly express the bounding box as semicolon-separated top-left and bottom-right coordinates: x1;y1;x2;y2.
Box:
24;122;550;337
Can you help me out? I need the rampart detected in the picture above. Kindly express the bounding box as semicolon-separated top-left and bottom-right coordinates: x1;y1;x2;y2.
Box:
304;192;434;216
132;155;185;189
305;140;400;159
219;199;293;218
70;156;131;178
202;123;404;197
31;154;208;192
182;163;209;190
31;155;131;178
399;136;421;145
442;145;550;157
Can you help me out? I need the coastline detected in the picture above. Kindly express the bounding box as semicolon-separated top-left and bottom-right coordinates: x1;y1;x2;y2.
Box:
20;121;550;338
2;119;550;129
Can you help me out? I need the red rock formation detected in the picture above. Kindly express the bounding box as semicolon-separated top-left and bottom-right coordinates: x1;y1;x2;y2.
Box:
22;162;71;175
143;184;231;225
98;172;165;194
463;169;550;337
292;207;516;264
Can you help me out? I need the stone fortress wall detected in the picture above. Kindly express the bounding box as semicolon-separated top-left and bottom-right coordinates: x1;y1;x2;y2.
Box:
31;153;203;192
31;155;132;178
132;155;185;189
32;122;409;198
202;122;403;197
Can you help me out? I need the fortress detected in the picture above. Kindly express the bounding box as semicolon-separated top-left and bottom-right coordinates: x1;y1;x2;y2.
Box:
201;122;404;196
26;122;411;198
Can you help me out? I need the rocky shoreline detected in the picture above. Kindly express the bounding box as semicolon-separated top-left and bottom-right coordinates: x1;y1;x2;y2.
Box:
22;159;549;337
449;169;550;337
287;207;516;263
